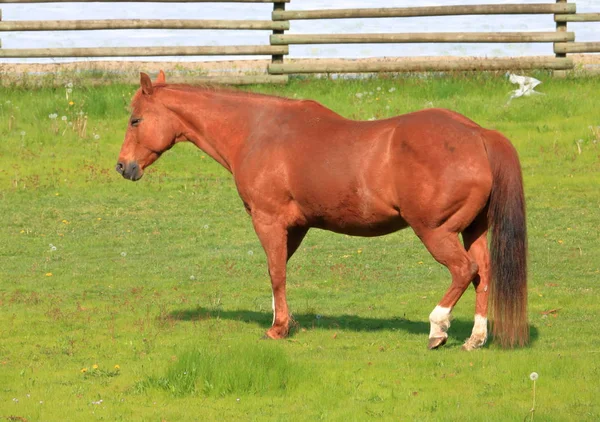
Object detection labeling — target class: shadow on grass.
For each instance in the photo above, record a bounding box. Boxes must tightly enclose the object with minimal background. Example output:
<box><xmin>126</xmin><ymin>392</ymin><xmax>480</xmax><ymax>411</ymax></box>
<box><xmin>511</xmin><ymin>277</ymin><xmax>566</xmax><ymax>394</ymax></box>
<box><xmin>169</xmin><ymin>307</ymin><xmax>538</xmax><ymax>346</ymax></box>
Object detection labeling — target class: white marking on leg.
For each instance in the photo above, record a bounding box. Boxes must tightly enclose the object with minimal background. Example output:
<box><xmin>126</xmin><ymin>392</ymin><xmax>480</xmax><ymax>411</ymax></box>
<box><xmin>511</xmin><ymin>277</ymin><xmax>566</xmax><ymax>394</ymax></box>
<box><xmin>472</xmin><ymin>314</ymin><xmax>488</xmax><ymax>339</ymax></box>
<box><xmin>463</xmin><ymin>314</ymin><xmax>488</xmax><ymax>351</ymax></box>
<box><xmin>429</xmin><ymin>306</ymin><xmax>451</xmax><ymax>339</ymax></box>
<box><xmin>272</xmin><ymin>294</ymin><xmax>275</xmax><ymax>326</ymax></box>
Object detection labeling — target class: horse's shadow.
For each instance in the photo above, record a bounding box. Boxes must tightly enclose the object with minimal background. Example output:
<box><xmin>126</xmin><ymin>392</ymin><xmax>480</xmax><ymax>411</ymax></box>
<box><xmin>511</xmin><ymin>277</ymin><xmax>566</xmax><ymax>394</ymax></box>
<box><xmin>169</xmin><ymin>307</ymin><xmax>538</xmax><ymax>346</ymax></box>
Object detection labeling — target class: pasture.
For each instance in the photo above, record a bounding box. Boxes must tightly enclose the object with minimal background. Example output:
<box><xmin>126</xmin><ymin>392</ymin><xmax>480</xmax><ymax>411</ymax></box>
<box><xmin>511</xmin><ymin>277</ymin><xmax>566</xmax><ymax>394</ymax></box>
<box><xmin>0</xmin><ymin>72</ymin><xmax>599</xmax><ymax>421</ymax></box>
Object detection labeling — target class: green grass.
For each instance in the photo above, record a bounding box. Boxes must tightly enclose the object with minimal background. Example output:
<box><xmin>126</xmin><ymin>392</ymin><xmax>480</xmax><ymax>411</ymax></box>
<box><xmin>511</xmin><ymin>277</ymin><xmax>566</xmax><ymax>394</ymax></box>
<box><xmin>0</xmin><ymin>72</ymin><xmax>599</xmax><ymax>421</ymax></box>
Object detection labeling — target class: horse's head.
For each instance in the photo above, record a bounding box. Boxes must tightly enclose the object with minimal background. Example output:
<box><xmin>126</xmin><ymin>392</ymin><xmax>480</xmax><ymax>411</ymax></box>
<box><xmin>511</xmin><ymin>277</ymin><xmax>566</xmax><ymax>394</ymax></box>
<box><xmin>116</xmin><ymin>70</ymin><xmax>182</xmax><ymax>181</ymax></box>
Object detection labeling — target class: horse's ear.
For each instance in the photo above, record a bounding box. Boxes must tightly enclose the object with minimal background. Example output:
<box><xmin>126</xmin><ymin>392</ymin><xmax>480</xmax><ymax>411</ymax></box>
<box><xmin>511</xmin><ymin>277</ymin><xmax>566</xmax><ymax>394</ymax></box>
<box><xmin>140</xmin><ymin>72</ymin><xmax>153</xmax><ymax>95</ymax></box>
<box><xmin>155</xmin><ymin>70</ymin><xmax>166</xmax><ymax>84</ymax></box>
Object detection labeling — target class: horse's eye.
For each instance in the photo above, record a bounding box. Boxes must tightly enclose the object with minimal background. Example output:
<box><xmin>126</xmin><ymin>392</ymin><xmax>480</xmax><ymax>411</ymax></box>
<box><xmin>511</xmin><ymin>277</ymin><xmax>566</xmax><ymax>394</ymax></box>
<box><xmin>131</xmin><ymin>118</ymin><xmax>142</xmax><ymax>127</ymax></box>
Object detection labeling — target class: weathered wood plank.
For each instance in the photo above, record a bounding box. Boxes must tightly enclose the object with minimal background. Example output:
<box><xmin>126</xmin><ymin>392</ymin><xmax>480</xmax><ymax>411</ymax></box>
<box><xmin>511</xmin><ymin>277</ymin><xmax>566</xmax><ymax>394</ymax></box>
<box><xmin>0</xmin><ymin>0</ymin><xmax>289</xmax><ymax>3</ymax></box>
<box><xmin>0</xmin><ymin>74</ymin><xmax>289</xmax><ymax>86</ymax></box>
<box><xmin>273</xmin><ymin>4</ymin><xmax>576</xmax><ymax>20</ymax></box>
<box><xmin>271</xmin><ymin>32</ymin><xmax>575</xmax><ymax>45</ymax></box>
<box><xmin>0</xmin><ymin>19</ymin><xmax>290</xmax><ymax>31</ymax></box>
<box><xmin>554</xmin><ymin>42</ymin><xmax>600</xmax><ymax>53</ymax></box>
<box><xmin>0</xmin><ymin>45</ymin><xmax>289</xmax><ymax>58</ymax></box>
<box><xmin>268</xmin><ymin>57</ymin><xmax>574</xmax><ymax>74</ymax></box>
<box><xmin>555</xmin><ymin>13</ymin><xmax>600</xmax><ymax>22</ymax></box>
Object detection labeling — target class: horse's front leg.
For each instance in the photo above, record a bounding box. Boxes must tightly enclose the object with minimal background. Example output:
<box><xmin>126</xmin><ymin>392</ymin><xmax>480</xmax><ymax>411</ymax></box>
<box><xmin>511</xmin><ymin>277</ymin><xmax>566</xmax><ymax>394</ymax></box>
<box><xmin>251</xmin><ymin>212</ymin><xmax>307</xmax><ymax>339</ymax></box>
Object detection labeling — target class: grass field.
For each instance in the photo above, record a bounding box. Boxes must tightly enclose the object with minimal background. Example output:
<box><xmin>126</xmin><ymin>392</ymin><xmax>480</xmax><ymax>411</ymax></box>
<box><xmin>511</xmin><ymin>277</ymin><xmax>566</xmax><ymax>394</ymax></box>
<box><xmin>1</xmin><ymin>72</ymin><xmax>599</xmax><ymax>421</ymax></box>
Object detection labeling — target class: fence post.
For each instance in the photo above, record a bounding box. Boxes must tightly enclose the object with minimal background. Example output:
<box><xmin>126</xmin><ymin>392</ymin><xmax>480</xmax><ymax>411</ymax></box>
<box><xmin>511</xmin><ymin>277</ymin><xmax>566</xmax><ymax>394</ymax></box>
<box><xmin>271</xmin><ymin>1</ymin><xmax>286</xmax><ymax>73</ymax></box>
<box><xmin>555</xmin><ymin>0</ymin><xmax>568</xmax><ymax>77</ymax></box>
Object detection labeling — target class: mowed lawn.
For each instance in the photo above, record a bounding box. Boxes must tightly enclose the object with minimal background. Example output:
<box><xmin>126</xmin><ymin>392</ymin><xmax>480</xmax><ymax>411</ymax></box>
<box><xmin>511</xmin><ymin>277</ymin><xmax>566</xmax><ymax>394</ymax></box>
<box><xmin>0</xmin><ymin>73</ymin><xmax>599</xmax><ymax>421</ymax></box>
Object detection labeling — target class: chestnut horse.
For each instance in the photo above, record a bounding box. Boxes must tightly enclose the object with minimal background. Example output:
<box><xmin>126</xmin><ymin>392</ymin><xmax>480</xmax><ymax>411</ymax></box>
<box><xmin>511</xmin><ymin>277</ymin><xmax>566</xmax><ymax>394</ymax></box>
<box><xmin>116</xmin><ymin>71</ymin><xmax>528</xmax><ymax>350</ymax></box>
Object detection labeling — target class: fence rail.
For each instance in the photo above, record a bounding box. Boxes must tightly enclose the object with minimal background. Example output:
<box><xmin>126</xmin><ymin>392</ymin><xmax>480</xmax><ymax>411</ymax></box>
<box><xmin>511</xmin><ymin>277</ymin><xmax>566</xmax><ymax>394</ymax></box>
<box><xmin>0</xmin><ymin>19</ymin><xmax>290</xmax><ymax>31</ymax></box>
<box><xmin>0</xmin><ymin>1</ymin><xmax>599</xmax><ymax>83</ymax></box>
<box><xmin>555</xmin><ymin>13</ymin><xmax>600</xmax><ymax>22</ymax></box>
<box><xmin>272</xmin><ymin>4</ymin><xmax>576</xmax><ymax>20</ymax></box>
<box><xmin>0</xmin><ymin>45</ymin><xmax>288</xmax><ymax>58</ymax></box>
<box><xmin>271</xmin><ymin>32</ymin><xmax>575</xmax><ymax>45</ymax></box>
<box><xmin>554</xmin><ymin>42</ymin><xmax>600</xmax><ymax>53</ymax></box>
<box><xmin>0</xmin><ymin>0</ymin><xmax>288</xmax><ymax>3</ymax></box>
<box><xmin>269</xmin><ymin>57</ymin><xmax>574</xmax><ymax>74</ymax></box>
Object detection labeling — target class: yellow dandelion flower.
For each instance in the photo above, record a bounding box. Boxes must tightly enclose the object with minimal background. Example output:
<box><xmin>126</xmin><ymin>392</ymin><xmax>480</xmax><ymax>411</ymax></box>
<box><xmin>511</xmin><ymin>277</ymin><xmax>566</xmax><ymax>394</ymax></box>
<box><xmin>558</xmin><ymin>240</ymin><xmax>564</xmax><ymax>244</ymax></box>
<box><xmin>62</xmin><ymin>219</ymin><xmax>69</xmax><ymax>224</ymax></box>
<box><xmin>97</xmin><ymin>217</ymin><xmax>102</xmax><ymax>221</ymax></box>
<box><xmin>20</xmin><ymin>230</ymin><xmax>25</xmax><ymax>234</ymax></box>
<box><xmin>69</xmin><ymin>101</ymin><xmax>74</xmax><ymax>106</ymax></box>
<box><xmin>418</xmin><ymin>261</ymin><xmax>424</xmax><ymax>265</ymax></box>
<box><xmin>92</xmin><ymin>364</ymin><xmax>99</xmax><ymax>370</ymax></box>
<box><xmin>81</xmin><ymin>368</ymin><xmax>87</xmax><ymax>373</ymax></box>
<box><xmin>114</xmin><ymin>364</ymin><xmax>120</xmax><ymax>370</ymax></box>
<box><xmin>45</xmin><ymin>273</ymin><xmax>53</xmax><ymax>277</ymax></box>
<box><xmin>55</xmin><ymin>193</ymin><xmax>60</xmax><ymax>196</ymax></box>
<box><xmin>357</xmin><ymin>249</ymin><xmax>363</xmax><ymax>254</ymax></box>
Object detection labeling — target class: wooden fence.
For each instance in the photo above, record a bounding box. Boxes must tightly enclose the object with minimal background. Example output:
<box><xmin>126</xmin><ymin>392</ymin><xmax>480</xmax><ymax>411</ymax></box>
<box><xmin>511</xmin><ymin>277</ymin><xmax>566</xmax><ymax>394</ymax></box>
<box><xmin>0</xmin><ymin>0</ymin><xmax>599</xmax><ymax>83</ymax></box>
<box><xmin>0</xmin><ymin>0</ymin><xmax>291</xmax><ymax>84</ymax></box>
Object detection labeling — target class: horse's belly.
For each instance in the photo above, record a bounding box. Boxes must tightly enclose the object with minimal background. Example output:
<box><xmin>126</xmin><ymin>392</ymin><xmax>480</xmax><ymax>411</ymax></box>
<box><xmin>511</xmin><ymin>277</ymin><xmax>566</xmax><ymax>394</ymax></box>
<box><xmin>309</xmin><ymin>208</ymin><xmax>409</xmax><ymax>237</ymax></box>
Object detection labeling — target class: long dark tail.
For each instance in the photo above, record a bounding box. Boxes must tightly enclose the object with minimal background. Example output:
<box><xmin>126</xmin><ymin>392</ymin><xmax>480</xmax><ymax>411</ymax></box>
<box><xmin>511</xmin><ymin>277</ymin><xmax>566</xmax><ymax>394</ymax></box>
<box><xmin>484</xmin><ymin>130</ymin><xmax>528</xmax><ymax>348</ymax></box>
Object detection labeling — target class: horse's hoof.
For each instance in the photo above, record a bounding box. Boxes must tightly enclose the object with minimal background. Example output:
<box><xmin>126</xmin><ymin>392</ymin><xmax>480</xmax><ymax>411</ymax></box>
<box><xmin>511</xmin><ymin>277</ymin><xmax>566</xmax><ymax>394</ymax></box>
<box><xmin>263</xmin><ymin>328</ymin><xmax>288</xmax><ymax>340</ymax></box>
<box><xmin>428</xmin><ymin>336</ymin><xmax>447</xmax><ymax>350</ymax></box>
<box><xmin>461</xmin><ymin>336</ymin><xmax>487</xmax><ymax>351</ymax></box>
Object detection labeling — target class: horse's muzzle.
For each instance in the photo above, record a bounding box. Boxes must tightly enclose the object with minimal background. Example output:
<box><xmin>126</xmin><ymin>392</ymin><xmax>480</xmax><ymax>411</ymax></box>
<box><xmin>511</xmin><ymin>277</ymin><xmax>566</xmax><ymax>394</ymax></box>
<box><xmin>115</xmin><ymin>161</ymin><xmax>143</xmax><ymax>181</ymax></box>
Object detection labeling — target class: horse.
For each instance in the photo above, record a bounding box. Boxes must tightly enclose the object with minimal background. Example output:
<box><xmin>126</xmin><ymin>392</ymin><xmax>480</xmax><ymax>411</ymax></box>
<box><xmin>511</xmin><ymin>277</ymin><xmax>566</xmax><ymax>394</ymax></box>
<box><xmin>116</xmin><ymin>71</ymin><xmax>528</xmax><ymax>350</ymax></box>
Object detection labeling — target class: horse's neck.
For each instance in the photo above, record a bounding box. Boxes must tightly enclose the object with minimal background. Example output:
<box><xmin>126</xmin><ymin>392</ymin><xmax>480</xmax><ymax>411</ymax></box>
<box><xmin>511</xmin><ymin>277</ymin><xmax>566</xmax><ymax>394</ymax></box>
<box><xmin>163</xmin><ymin>87</ymin><xmax>271</xmax><ymax>174</ymax></box>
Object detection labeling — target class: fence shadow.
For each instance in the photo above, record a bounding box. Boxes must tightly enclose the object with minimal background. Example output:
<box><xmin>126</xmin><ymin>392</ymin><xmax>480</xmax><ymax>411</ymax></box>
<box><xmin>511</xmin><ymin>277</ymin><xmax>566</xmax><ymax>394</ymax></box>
<box><xmin>169</xmin><ymin>307</ymin><xmax>538</xmax><ymax>346</ymax></box>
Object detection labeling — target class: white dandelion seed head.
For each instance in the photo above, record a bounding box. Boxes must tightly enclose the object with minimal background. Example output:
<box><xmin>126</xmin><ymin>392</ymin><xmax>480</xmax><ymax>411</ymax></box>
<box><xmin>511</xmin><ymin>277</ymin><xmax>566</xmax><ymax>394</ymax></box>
<box><xmin>247</xmin><ymin>250</ymin><xmax>254</xmax><ymax>256</ymax></box>
<box><xmin>530</xmin><ymin>372</ymin><xmax>539</xmax><ymax>381</ymax></box>
<box><xmin>61</xmin><ymin>116</ymin><xmax>67</xmax><ymax>121</ymax></box>
<box><xmin>355</xmin><ymin>93</ymin><xmax>363</xmax><ymax>99</ymax></box>
<box><xmin>316</xmin><ymin>314</ymin><xmax>322</xmax><ymax>320</ymax></box>
<box><xmin>120</xmin><ymin>252</ymin><xmax>127</xmax><ymax>257</ymax></box>
<box><xmin>94</xmin><ymin>134</ymin><xmax>100</xmax><ymax>140</ymax></box>
<box><xmin>20</xmin><ymin>131</ymin><xmax>26</xmax><ymax>136</ymax></box>
<box><xmin>66</xmin><ymin>88</ymin><xmax>73</xmax><ymax>94</ymax></box>
<box><xmin>389</xmin><ymin>87</ymin><xmax>396</xmax><ymax>93</ymax></box>
<box><xmin>376</xmin><ymin>87</ymin><xmax>382</xmax><ymax>91</ymax></box>
<box><xmin>68</xmin><ymin>122</ymin><xmax>73</xmax><ymax>126</ymax></box>
<box><xmin>203</xmin><ymin>224</ymin><xmax>209</xmax><ymax>229</ymax></box>
<box><xmin>190</xmin><ymin>275</ymin><xmax>196</xmax><ymax>281</ymax></box>
<box><xmin>66</xmin><ymin>82</ymin><xmax>73</xmax><ymax>88</ymax></box>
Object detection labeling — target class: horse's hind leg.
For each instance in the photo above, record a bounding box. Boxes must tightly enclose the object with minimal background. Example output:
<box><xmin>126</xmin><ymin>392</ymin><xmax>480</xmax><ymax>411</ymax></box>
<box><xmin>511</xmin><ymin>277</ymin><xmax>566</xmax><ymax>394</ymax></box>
<box><xmin>461</xmin><ymin>215</ymin><xmax>491</xmax><ymax>351</ymax></box>
<box><xmin>416</xmin><ymin>228</ymin><xmax>479</xmax><ymax>349</ymax></box>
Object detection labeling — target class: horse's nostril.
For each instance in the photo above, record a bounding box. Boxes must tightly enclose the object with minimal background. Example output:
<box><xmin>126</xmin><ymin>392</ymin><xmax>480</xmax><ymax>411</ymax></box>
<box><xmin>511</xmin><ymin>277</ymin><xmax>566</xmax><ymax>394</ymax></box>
<box><xmin>115</xmin><ymin>162</ymin><xmax>125</xmax><ymax>174</ymax></box>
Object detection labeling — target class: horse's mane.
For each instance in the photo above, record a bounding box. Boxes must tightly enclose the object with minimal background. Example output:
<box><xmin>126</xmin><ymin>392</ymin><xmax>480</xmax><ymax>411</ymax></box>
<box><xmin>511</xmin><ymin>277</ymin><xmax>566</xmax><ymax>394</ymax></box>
<box><xmin>153</xmin><ymin>82</ymin><xmax>296</xmax><ymax>103</ymax></box>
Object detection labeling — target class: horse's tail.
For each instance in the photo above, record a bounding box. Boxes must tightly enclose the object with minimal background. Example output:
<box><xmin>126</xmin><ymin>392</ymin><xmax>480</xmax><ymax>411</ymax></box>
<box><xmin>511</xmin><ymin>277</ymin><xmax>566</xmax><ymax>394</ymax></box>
<box><xmin>484</xmin><ymin>130</ymin><xmax>528</xmax><ymax>348</ymax></box>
